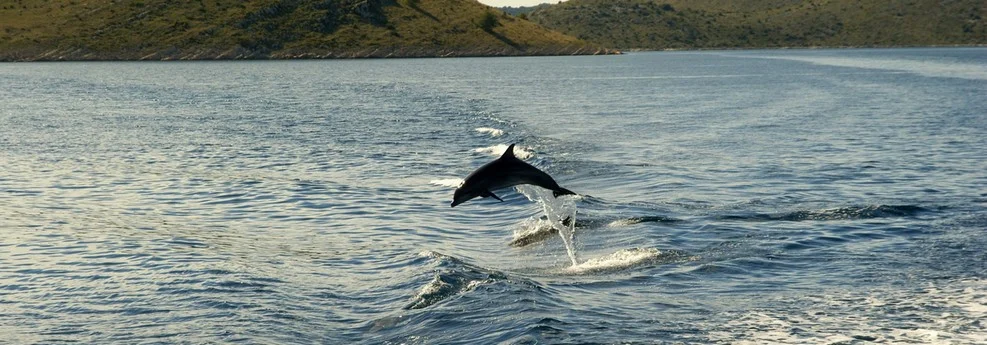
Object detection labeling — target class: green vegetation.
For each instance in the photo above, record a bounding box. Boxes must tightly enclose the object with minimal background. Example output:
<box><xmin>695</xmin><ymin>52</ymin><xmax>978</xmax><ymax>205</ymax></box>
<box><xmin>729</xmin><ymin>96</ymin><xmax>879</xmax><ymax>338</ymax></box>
<box><xmin>478</xmin><ymin>11</ymin><xmax>499</xmax><ymax>32</ymax></box>
<box><xmin>527</xmin><ymin>0</ymin><xmax>987</xmax><ymax>49</ymax></box>
<box><xmin>7</xmin><ymin>0</ymin><xmax>978</xmax><ymax>60</ymax></box>
<box><xmin>0</xmin><ymin>0</ymin><xmax>610</xmax><ymax>61</ymax></box>
<box><xmin>500</xmin><ymin>4</ymin><xmax>552</xmax><ymax>17</ymax></box>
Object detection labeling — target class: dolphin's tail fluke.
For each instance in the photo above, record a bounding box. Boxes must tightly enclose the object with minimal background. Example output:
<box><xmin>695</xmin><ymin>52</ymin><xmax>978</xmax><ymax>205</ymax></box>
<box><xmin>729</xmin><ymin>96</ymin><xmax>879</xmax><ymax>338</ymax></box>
<box><xmin>553</xmin><ymin>187</ymin><xmax>577</xmax><ymax>198</ymax></box>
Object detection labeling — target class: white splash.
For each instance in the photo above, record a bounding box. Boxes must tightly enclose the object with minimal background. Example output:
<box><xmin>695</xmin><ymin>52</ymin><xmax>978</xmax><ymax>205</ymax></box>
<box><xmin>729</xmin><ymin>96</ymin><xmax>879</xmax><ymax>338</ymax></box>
<box><xmin>512</xmin><ymin>217</ymin><xmax>555</xmax><ymax>239</ymax></box>
<box><xmin>417</xmin><ymin>275</ymin><xmax>448</xmax><ymax>296</ymax></box>
<box><xmin>474</xmin><ymin>144</ymin><xmax>535</xmax><ymax>160</ymax></box>
<box><xmin>465</xmin><ymin>279</ymin><xmax>487</xmax><ymax>291</ymax></box>
<box><xmin>607</xmin><ymin>219</ymin><xmax>639</xmax><ymax>227</ymax></box>
<box><xmin>474</xmin><ymin>127</ymin><xmax>505</xmax><ymax>137</ymax></box>
<box><xmin>561</xmin><ymin>248</ymin><xmax>661</xmax><ymax>275</ymax></box>
<box><xmin>517</xmin><ymin>185</ymin><xmax>579</xmax><ymax>265</ymax></box>
<box><xmin>509</xmin><ymin>217</ymin><xmax>561</xmax><ymax>247</ymax></box>
<box><xmin>429</xmin><ymin>178</ymin><xmax>463</xmax><ymax>188</ymax></box>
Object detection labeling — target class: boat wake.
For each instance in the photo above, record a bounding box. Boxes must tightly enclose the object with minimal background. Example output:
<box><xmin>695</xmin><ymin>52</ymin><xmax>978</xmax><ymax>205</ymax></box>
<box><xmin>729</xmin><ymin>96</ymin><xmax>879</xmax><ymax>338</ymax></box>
<box><xmin>740</xmin><ymin>54</ymin><xmax>987</xmax><ymax>81</ymax></box>
<box><xmin>707</xmin><ymin>278</ymin><xmax>987</xmax><ymax>344</ymax></box>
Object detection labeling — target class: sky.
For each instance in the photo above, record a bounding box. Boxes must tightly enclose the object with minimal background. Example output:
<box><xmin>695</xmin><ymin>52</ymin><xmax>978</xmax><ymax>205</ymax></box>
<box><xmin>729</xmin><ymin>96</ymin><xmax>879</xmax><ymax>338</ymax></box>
<box><xmin>477</xmin><ymin>0</ymin><xmax>568</xmax><ymax>7</ymax></box>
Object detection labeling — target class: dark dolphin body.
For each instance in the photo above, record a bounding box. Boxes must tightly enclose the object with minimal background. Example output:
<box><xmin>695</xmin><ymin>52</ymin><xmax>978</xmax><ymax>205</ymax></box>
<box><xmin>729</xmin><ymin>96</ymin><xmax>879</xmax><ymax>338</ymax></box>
<box><xmin>451</xmin><ymin>144</ymin><xmax>576</xmax><ymax>207</ymax></box>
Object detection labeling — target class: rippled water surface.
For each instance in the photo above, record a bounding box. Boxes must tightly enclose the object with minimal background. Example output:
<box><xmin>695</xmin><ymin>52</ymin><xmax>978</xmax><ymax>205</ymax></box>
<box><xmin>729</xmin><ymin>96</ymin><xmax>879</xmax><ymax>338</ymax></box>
<box><xmin>2</xmin><ymin>48</ymin><xmax>986</xmax><ymax>344</ymax></box>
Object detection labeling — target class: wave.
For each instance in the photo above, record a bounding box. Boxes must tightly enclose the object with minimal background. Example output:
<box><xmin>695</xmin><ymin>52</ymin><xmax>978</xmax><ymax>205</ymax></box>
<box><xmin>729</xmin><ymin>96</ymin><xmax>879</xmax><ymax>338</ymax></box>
<box><xmin>719</xmin><ymin>205</ymin><xmax>932</xmax><ymax>222</ymax></box>
<box><xmin>405</xmin><ymin>251</ymin><xmax>518</xmax><ymax>310</ymax></box>
<box><xmin>406</xmin><ymin>273</ymin><xmax>490</xmax><ymax>310</ymax></box>
<box><xmin>474</xmin><ymin>127</ymin><xmax>505</xmax><ymax>137</ymax></box>
<box><xmin>707</xmin><ymin>278</ymin><xmax>987</xmax><ymax>344</ymax></box>
<box><xmin>474</xmin><ymin>144</ymin><xmax>534</xmax><ymax>160</ymax></box>
<box><xmin>405</xmin><ymin>251</ymin><xmax>494</xmax><ymax>310</ymax></box>
<box><xmin>429</xmin><ymin>178</ymin><xmax>463</xmax><ymax>188</ymax></box>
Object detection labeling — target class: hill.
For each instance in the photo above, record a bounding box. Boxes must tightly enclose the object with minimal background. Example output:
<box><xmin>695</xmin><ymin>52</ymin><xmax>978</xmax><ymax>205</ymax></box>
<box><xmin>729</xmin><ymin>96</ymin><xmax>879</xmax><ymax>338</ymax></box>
<box><xmin>527</xmin><ymin>0</ymin><xmax>987</xmax><ymax>49</ymax></box>
<box><xmin>500</xmin><ymin>4</ymin><xmax>551</xmax><ymax>16</ymax></box>
<box><xmin>0</xmin><ymin>0</ymin><xmax>614</xmax><ymax>61</ymax></box>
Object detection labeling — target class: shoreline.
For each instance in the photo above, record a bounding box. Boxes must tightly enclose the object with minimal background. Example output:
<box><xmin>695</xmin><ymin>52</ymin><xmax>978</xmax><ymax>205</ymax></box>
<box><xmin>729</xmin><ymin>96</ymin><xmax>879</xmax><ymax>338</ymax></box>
<box><xmin>621</xmin><ymin>43</ymin><xmax>987</xmax><ymax>53</ymax></box>
<box><xmin>2</xmin><ymin>44</ymin><xmax>984</xmax><ymax>62</ymax></box>
<box><xmin>0</xmin><ymin>45</ymin><xmax>622</xmax><ymax>62</ymax></box>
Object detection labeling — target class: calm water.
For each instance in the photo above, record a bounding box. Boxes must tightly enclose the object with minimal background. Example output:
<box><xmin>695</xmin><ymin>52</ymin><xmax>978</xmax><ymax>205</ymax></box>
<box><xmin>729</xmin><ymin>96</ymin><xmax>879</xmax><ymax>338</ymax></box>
<box><xmin>2</xmin><ymin>48</ymin><xmax>986</xmax><ymax>344</ymax></box>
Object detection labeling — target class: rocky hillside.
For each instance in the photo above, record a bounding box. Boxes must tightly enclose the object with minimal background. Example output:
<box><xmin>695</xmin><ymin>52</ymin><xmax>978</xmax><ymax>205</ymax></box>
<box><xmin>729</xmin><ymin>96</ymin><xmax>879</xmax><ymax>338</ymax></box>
<box><xmin>527</xmin><ymin>0</ymin><xmax>986</xmax><ymax>49</ymax></box>
<box><xmin>0</xmin><ymin>0</ymin><xmax>614</xmax><ymax>61</ymax></box>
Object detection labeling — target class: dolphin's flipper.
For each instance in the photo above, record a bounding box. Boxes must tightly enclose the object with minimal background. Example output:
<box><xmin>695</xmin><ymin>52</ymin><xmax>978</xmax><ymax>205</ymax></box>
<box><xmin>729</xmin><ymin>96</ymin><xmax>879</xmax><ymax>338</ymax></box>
<box><xmin>553</xmin><ymin>187</ymin><xmax>577</xmax><ymax>198</ymax></box>
<box><xmin>482</xmin><ymin>190</ymin><xmax>504</xmax><ymax>202</ymax></box>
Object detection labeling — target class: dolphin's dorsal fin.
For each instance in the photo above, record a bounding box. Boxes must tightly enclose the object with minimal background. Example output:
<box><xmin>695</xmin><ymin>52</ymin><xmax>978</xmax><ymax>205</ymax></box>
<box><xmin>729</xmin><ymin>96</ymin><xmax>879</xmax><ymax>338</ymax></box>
<box><xmin>501</xmin><ymin>144</ymin><xmax>517</xmax><ymax>160</ymax></box>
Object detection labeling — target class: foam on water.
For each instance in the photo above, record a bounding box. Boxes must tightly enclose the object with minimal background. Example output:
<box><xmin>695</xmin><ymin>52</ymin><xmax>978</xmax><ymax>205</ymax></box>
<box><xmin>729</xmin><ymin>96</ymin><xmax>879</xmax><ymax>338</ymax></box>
<box><xmin>561</xmin><ymin>248</ymin><xmax>661</xmax><ymax>275</ymax></box>
<box><xmin>607</xmin><ymin>218</ymin><xmax>640</xmax><ymax>227</ymax></box>
<box><xmin>473</xmin><ymin>144</ymin><xmax>534</xmax><ymax>160</ymax></box>
<box><xmin>474</xmin><ymin>127</ymin><xmax>505</xmax><ymax>137</ymax></box>
<box><xmin>707</xmin><ymin>279</ymin><xmax>987</xmax><ymax>344</ymax></box>
<box><xmin>429</xmin><ymin>178</ymin><xmax>463</xmax><ymax>188</ymax></box>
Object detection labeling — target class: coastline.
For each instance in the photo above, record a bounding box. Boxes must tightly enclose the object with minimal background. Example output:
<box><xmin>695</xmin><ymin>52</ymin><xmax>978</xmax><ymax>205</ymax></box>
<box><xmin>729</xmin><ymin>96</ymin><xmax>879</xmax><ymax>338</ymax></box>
<box><xmin>4</xmin><ymin>43</ymin><xmax>983</xmax><ymax>62</ymax></box>
<box><xmin>620</xmin><ymin>43</ymin><xmax>987</xmax><ymax>53</ymax></box>
<box><xmin>0</xmin><ymin>45</ymin><xmax>621</xmax><ymax>62</ymax></box>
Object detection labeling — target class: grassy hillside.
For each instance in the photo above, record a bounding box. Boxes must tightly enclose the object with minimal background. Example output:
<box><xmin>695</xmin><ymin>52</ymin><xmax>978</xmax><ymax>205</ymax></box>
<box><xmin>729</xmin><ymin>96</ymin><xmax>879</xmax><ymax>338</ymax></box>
<box><xmin>500</xmin><ymin>4</ymin><xmax>552</xmax><ymax>16</ymax></box>
<box><xmin>527</xmin><ymin>0</ymin><xmax>987</xmax><ymax>49</ymax></box>
<box><xmin>0</xmin><ymin>0</ymin><xmax>612</xmax><ymax>61</ymax></box>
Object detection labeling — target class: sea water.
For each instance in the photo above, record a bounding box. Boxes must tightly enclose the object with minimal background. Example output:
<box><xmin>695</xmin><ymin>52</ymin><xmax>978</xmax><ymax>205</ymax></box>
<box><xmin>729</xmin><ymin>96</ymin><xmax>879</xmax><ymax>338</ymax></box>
<box><xmin>1</xmin><ymin>48</ymin><xmax>986</xmax><ymax>344</ymax></box>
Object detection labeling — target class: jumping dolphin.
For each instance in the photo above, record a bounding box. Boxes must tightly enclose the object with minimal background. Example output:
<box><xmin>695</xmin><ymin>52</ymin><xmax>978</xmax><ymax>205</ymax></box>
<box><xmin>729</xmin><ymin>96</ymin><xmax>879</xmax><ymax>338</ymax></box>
<box><xmin>451</xmin><ymin>144</ymin><xmax>576</xmax><ymax>207</ymax></box>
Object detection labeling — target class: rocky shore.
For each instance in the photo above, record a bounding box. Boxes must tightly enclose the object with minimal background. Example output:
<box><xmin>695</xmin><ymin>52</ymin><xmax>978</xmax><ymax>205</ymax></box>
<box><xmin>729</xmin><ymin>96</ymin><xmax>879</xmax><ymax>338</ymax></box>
<box><xmin>0</xmin><ymin>45</ymin><xmax>620</xmax><ymax>62</ymax></box>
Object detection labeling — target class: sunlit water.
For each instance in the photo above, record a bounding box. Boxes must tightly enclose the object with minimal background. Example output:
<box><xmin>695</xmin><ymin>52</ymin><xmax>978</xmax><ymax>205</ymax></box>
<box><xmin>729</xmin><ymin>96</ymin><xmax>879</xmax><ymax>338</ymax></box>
<box><xmin>1</xmin><ymin>48</ymin><xmax>986</xmax><ymax>344</ymax></box>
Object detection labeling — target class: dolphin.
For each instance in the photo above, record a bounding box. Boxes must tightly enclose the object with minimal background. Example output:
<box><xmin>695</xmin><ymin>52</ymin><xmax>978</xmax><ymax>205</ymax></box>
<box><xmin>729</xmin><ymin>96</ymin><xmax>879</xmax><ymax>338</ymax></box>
<box><xmin>451</xmin><ymin>144</ymin><xmax>576</xmax><ymax>207</ymax></box>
